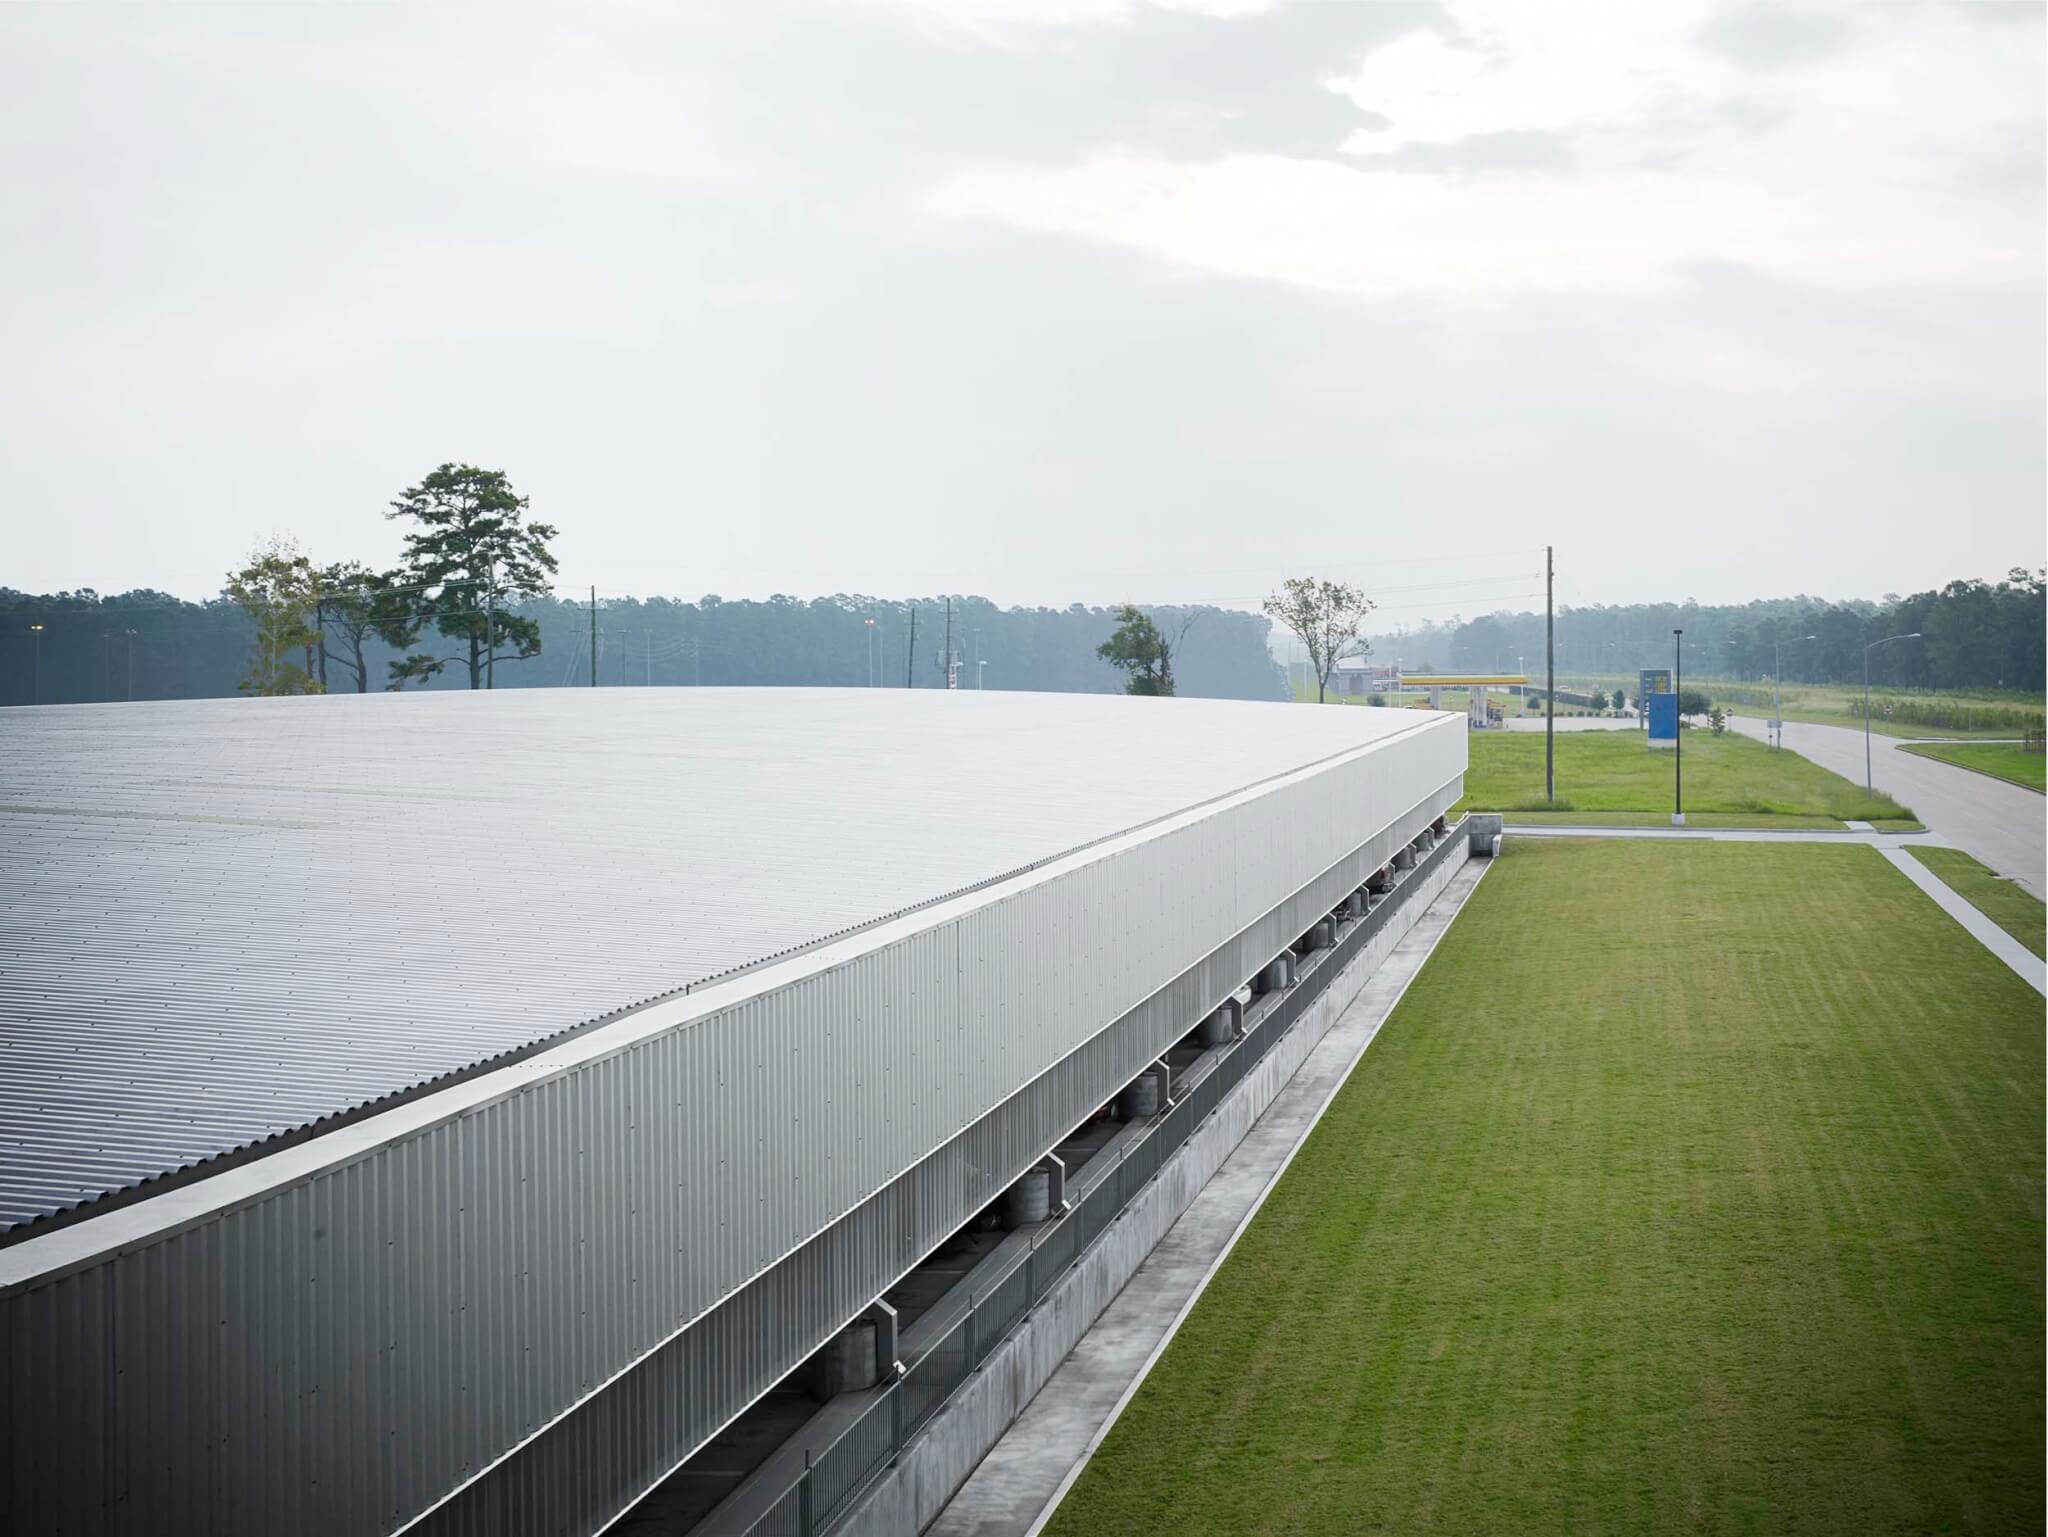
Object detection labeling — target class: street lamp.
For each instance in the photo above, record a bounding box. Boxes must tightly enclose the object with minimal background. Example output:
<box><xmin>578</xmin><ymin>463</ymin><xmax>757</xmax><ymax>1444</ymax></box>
<box><xmin>124</xmin><ymin>629</ymin><xmax>139</xmax><ymax>702</ymax></box>
<box><xmin>1771</xmin><ymin>633</ymin><xmax>1816</xmax><ymax>750</ymax></box>
<box><xmin>1862</xmin><ymin>632</ymin><xmax>1921</xmax><ymax>790</ymax></box>
<box><xmin>864</xmin><ymin>617</ymin><xmax>876</xmax><ymax>688</ymax></box>
<box><xmin>29</xmin><ymin>622</ymin><xmax>43</xmax><ymax>705</ymax></box>
<box><xmin>1672</xmin><ymin>627</ymin><xmax>1684</xmax><ymax>826</ymax></box>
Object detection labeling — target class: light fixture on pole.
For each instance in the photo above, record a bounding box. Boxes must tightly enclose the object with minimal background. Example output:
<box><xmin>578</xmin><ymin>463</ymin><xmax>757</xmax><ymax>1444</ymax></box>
<box><xmin>29</xmin><ymin>622</ymin><xmax>44</xmax><ymax>705</ymax></box>
<box><xmin>1771</xmin><ymin>633</ymin><xmax>1816</xmax><ymax>750</ymax></box>
<box><xmin>1862</xmin><ymin>633</ymin><xmax>1921</xmax><ymax>790</ymax></box>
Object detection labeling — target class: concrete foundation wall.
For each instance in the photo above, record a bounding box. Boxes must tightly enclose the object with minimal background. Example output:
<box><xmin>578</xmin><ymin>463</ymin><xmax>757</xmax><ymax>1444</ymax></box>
<box><xmin>833</xmin><ymin>835</ymin><xmax>1471</xmax><ymax>1537</ymax></box>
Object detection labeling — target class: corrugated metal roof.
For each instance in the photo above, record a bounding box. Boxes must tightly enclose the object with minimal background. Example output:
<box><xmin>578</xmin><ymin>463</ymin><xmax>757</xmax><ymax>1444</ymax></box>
<box><xmin>0</xmin><ymin>687</ymin><xmax>1436</xmax><ymax>1233</ymax></box>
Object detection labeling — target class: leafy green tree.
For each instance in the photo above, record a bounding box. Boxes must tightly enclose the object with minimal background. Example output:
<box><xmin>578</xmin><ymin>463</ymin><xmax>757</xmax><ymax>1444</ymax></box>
<box><xmin>385</xmin><ymin>465</ymin><xmax>559</xmax><ymax>688</ymax></box>
<box><xmin>1589</xmin><ymin>689</ymin><xmax>1609</xmax><ymax>711</ymax></box>
<box><xmin>1709</xmin><ymin>705</ymin><xmax>1728</xmax><ymax>734</ymax></box>
<box><xmin>1263</xmin><ymin>577</ymin><xmax>1375</xmax><ymax>704</ymax></box>
<box><xmin>1678</xmin><ymin>688</ymin><xmax>1711</xmax><ymax>720</ymax></box>
<box><xmin>226</xmin><ymin>537</ymin><xmax>323</xmax><ymax>696</ymax></box>
<box><xmin>316</xmin><ymin>562</ymin><xmax>419</xmax><ymax>693</ymax></box>
<box><xmin>1097</xmin><ymin>605</ymin><xmax>1181</xmax><ymax>696</ymax></box>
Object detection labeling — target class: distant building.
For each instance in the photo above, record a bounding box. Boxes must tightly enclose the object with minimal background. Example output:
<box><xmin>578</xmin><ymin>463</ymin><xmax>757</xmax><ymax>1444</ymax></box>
<box><xmin>1331</xmin><ymin>656</ymin><xmax>1402</xmax><ymax>698</ymax></box>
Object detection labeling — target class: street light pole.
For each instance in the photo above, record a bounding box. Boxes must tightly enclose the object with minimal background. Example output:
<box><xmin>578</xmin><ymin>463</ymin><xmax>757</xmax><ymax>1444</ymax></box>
<box><xmin>29</xmin><ymin>623</ymin><xmax>45</xmax><ymax>704</ymax></box>
<box><xmin>1772</xmin><ymin>633</ymin><xmax>1816</xmax><ymax>750</ymax></box>
<box><xmin>865</xmin><ymin>617</ymin><xmax>876</xmax><ymax>688</ymax></box>
<box><xmin>1862</xmin><ymin>632</ymin><xmax>1921</xmax><ymax>791</ymax></box>
<box><xmin>1672</xmin><ymin>627</ymin><xmax>1684</xmax><ymax>826</ymax></box>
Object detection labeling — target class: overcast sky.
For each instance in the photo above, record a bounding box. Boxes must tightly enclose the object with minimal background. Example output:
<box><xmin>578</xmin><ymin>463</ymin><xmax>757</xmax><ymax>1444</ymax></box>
<box><xmin>3</xmin><ymin>1</ymin><xmax>2041</xmax><ymax>623</ymax></box>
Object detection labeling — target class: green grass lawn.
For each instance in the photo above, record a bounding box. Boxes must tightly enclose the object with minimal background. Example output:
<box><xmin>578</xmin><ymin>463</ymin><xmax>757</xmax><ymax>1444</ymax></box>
<box><xmin>1715</xmin><ymin>684</ymin><xmax>2043</xmax><ymax>742</ymax></box>
<box><xmin>1907</xmin><ymin>845</ymin><xmax>2047</xmax><ymax>959</ymax></box>
<box><xmin>1502</xmin><ymin>809</ymin><xmax>1848</xmax><ymax>830</ymax></box>
<box><xmin>1900</xmin><ymin>741</ymin><xmax>2047</xmax><ymax>793</ymax></box>
<box><xmin>1457</xmin><ymin>727</ymin><xmax>1913</xmax><ymax>823</ymax></box>
<box><xmin>1548</xmin><ymin>674</ymin><xmax>2038</xmax><ymax>741</ymax></box>
<box><xmin>1045</xmin><ymin>841</ymin><xmax>2043</xmax><ymax>1537</ymax></box>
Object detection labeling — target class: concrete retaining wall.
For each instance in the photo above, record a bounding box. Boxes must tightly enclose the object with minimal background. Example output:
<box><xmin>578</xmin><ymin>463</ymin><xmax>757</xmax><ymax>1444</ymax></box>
<box><xmin>834</xmin><ymin>834</ymin><xmax>1471</xmax><ymax>1537</ymax></box>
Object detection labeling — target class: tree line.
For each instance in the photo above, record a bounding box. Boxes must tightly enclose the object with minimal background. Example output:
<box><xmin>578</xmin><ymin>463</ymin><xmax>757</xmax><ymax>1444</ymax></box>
<box><xmin>1</xmin><ymin>460</ymin><xmax>1292</xmax><ymax>706</ymax></box>
<box><xmin>1379</xmin><ymin>570</ymin><xmax>2045</xmax><ymax>696</ymax></box>
<box><xmin>0</xmin><ymin>587</ymin><xmax>1293</xmax><ymax>706</ymax></box>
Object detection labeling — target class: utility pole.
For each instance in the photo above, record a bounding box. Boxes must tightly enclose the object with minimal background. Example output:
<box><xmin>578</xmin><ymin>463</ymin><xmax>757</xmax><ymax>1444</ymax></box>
<box><xmin>313</xmin><ymin>596</ymin><xmax>327</xmax><ymax>692</ymax></box>
<box><xmin>1673</xmin><ymin>627</ymin><xmax>1684</xmax><ymax>826</ymax></box>
<box><xmin>865</xmin><ymin>616</ymin><xmax>876</xmax><ymax>687</ymax></box>
<box><xmin>102</xmin><ymin>631</ymin><xmax>112</xmax><ymax>702</ymax></box>
<box><xmin>905</xmin><ymin>605</ymin><xmax>917</xmax><ymax>687</ymax></box>
<box><xmin>485</xmin><ymin>560</ymin><xmax>496</xmax><ymax>690</ymax></box>
<box><xmin>1545</xmin><ymin>545</ymin><xmax>1555</xmax><ymax>803</ymax></box>
<box><xmin>943</xmin><ymin>598</ymin><xmax>958</xmax><ymax>690</ymax></box>
<box><xmin>29</xmin><ymin>623</ymin><xmax>43</xmax><ymax>705</ymax></box>
<box><xmin>589</xmin><ymin>587</ymin><xmax>597</xmax><ymax>688</ymax></box>
<box><xmin>124</xmin><ymin>629</ymin><xmax>137</xmax><ymax>701</ymax></box>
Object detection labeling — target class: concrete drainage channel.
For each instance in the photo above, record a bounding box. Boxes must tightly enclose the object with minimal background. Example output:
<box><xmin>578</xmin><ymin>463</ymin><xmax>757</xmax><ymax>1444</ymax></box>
<box><xmin>693</xmin><ymin>819</ymin><xmax>1476</xmax><ymax>1537</ymax></box>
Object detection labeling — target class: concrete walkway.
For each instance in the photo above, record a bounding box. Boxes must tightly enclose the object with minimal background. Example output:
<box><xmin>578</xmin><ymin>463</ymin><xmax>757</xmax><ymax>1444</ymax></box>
<box><xmin>926</xmin><ymin>858</ymin><xmax>1493</xmax><ymax>1537</ymax></box>
<box><xmin>1726</xmin><ymin>714</ymin><xmax>2044</xmax><ymax>899</ymax></box>
<box><xmin>1878</xmin><ymin>846</ymin><xmax>2047</xmax><ymax>996</ymax></box>
<box><xmin>1502</xmin><ymin>715</ymin><xmax>1637</xmax><ymax>732</ymax></box>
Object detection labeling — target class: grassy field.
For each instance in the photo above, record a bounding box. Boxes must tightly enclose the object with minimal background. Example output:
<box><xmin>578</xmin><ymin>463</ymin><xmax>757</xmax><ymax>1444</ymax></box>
<box><xmin>1501</xmin><ymin>809</ymin><xmax>1846</xmax><ymax>830</ymax></box>
<box><xmin>1556</xmin><ymin>675</ymin><xmax>2042</xmax><ymax>741</ymax></box>
<box><xmin>1717</xmin><ymin>684</ymin><xmax>2042</xmax><ymax>742</ymax></box>
<box><xmin>1908</xmin><ymin>845</ymin><xmax>2047</xmax><ymax>959</ymax></box>
<box><xmin>1457</xmin><ymin>727</ymin><xmax>1912</xmax><ymax>824</ymax></box>
<box><xmin>1900</xmin><ymin>741</ymin><xmax>2047</xmax><ymax>793</ymax></box>
<box><xmin>1045</xmin><ymin>841</ymin><xmax>2044</xmax><ymax>1537</ymax></box>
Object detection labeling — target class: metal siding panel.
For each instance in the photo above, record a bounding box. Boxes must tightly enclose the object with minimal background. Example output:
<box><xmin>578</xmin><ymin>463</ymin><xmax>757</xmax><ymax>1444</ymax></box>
<box><xmin>4</xmin><ymin>710</ymin><xmax>1466</xmax><ymax>1537</ymax></box>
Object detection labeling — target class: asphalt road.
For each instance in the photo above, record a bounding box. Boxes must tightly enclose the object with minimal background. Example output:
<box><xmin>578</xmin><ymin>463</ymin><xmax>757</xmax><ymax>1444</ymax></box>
<box><xmin>1728</xmin><ymin>715</ymin><xmax>2046</xmax><ymax>899</ymax></box>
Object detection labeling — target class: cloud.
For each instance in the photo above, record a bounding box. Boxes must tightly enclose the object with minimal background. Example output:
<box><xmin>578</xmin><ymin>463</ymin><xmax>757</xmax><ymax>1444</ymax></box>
<box><xmin>1696</xmin><ymin>6</ymin><xmax>1855</xmax><ymax>70</ymax></box>
<box><xmin>927</xmin><ymin>1</ymin><xmax>2042</xmax><ymax>298</ymax></box>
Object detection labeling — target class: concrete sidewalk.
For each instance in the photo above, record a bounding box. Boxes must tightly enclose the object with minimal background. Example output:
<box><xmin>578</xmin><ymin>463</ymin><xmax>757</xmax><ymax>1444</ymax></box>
<box><xmin>1879</xmin><ymin>846</ymin><xmax>2046</xmax><ymax>996</ymax></box>
<box><xmin>926</xmin><ymin>858</ymin><xmax>1493</xmax><ymax>1537</ymax></box>
<box><xmin>1726</xmin><ymin>714</ymin><xmax>2044</xmax><ymax>899</ymax></box>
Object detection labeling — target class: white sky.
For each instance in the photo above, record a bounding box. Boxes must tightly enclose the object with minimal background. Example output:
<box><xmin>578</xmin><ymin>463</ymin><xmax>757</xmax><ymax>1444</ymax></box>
<box><xmin>2</xmin><ymin>0</ymin><xmax>2041</xmax><ymax>622</ymax></box>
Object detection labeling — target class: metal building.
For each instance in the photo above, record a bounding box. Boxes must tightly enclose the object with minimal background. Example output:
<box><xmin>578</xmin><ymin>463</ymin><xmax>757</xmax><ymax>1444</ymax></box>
<box><xmin>0</xmin><ymin>688</ymin><xmax>1466</xmax><ymax>1536</ymax></box>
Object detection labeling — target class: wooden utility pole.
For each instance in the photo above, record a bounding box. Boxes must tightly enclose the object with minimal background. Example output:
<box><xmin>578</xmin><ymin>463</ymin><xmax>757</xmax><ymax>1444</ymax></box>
<box><xmin>1545</xmin><ymin>545</ymin><xmax>1555</xmax><ymax>803</ymax></box>
<box><xmin>485</xmin><ymin>560</ymin><xmax>496</xmax><ymax>690</ymax></box>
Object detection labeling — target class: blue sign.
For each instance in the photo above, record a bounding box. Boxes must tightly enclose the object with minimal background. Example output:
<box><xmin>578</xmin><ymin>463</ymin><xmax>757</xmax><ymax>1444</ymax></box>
<box><xmin>1647</xmin><ymin>692</ymin><xmax>1678</xmax><ymax>747</ymax></box>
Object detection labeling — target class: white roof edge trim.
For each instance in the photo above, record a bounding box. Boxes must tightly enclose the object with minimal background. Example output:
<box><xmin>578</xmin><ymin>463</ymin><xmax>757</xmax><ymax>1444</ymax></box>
<box><xmin>2</xmin><ymin>712</ymin><xmax>1458</xmax><ymax>1291</ymax></box>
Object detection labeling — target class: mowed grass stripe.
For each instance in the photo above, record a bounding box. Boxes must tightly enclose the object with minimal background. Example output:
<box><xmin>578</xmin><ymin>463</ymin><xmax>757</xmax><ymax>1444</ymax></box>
<box><xmin>1900</xmin><ymin>741</ymin><xmax>2048</xmax><ymax>794</ymax></box>
<box><xmin>1044</xmin><ymin>841</ymin><xmax>2042</xmax><ymax>1537</ymax></box>
<box><xmin>1455</xmin><ymin>729</ymin><xmax>1912</xmax><ymax>824</ymax></box>
<box><xmin>1906</xmin><ymin>845</ymin><xmax>2047</xmax><ymax>961</ymax></box>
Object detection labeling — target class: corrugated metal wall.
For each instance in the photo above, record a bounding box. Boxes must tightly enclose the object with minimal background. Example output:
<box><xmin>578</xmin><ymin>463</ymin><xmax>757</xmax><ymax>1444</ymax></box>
<box><xmin>2</xmin><ymin>716</ymin><xmax>1463</xmax><ymax>1537</ymax></box>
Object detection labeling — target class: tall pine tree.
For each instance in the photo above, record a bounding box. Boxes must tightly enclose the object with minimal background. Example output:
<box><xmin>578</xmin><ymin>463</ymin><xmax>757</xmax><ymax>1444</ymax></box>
<box><xmin>385</xmin><ymin>465</ymin><xmax>559</xmax><ymax>688</ymax></box>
